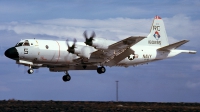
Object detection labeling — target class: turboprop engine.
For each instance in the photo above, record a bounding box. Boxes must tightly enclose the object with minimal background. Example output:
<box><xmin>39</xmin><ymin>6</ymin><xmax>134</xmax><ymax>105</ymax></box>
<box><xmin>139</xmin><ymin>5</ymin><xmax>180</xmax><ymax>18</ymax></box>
<box><xmin>74</xmin><ymin>45</ymin><xmax>96</xmax><ymax>59</ymax></box>
<box><xmin>83</xmin><ymin>31</ymin><xmax>113</xmax><ymax>50</ymax></box>
<box><xmin>66</xmin><ymin>39</ymin><xmax>96</xmax><ymax>59</ymax></box>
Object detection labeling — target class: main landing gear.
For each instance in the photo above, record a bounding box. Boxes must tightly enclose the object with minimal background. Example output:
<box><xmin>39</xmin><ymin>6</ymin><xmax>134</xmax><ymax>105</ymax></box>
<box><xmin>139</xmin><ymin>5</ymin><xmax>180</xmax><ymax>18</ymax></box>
<box><xmin>62</xmin><ymin>66</ymin><xmax>106</xmax><ymax>82</ymax></box>
<box><xmin>62</xmin><ymin>71</ymin><xmax>71</xmax><ymax>82</ymax></box>
<box><xmin>97</xmin><ymin>66</ymin><xmax>106</xmax><ymax>74</ymax></box>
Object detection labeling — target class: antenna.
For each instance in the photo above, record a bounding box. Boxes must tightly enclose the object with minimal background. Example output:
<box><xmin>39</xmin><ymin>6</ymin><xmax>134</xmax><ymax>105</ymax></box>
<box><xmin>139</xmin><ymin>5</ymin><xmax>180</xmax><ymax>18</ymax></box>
<box><xmin>116</xmin><ymin>81</ymin><xmax>119</xmax><ymax>102</ymax></box>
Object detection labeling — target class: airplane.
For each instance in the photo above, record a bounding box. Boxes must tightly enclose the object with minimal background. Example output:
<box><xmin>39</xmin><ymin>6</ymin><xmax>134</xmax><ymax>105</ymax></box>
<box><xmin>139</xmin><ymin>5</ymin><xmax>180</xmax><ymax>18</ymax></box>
<box><xmin>4</xmin><ymin>15</ymin><xmax>196</xmax><ymax>82</ymax></box>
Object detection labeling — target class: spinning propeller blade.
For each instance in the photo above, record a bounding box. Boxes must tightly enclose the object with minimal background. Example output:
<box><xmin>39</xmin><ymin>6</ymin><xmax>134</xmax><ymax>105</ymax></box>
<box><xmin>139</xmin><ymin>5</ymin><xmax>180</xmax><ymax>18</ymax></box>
<box><xmin>66</xmin><ymin>38</ymin><xmax>77</xmax><ymax>54</ymax></box>
<box><xmin>83</xmin><ymin>31</ymin><xmax>95</xmax><ymax>46</ymax></box>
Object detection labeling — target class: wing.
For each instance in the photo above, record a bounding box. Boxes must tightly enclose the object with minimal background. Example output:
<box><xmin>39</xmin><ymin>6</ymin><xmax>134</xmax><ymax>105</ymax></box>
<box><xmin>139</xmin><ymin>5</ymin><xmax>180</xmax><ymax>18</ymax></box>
<box><xmin>108</xmin><ymin>36</ymin><xmax>146</xmax><ymax>49</ymax></box>
<box><xmin>90</xmin><ymin>36</ymin><xmax>146</xmax><ymax>66</ymax></box>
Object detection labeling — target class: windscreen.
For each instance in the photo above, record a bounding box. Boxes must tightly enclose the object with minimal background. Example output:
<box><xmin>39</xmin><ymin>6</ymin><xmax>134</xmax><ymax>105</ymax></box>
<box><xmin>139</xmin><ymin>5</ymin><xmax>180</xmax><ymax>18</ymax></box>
<box><xmin>15</xmin><ymin>40</ymin><xmax>30</xmax><ymax>47</ymax></box>
<box><xmin>15</xmin><ymin>42</ymin><xmax>24</xmax><ymax>47</ymax></box>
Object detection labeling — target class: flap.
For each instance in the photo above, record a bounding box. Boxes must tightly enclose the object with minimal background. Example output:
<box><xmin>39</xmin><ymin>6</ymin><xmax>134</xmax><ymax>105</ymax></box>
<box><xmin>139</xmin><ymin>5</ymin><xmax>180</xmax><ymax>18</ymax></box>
<box><xmin>108</xmin><ymin>36</ymin><xmax>146</xmax><ymax>49</ymax></box>
<box><xmin>105</xmin><ymin>48</ymin><xmax>134</xmax><ymax>66</ymax></box>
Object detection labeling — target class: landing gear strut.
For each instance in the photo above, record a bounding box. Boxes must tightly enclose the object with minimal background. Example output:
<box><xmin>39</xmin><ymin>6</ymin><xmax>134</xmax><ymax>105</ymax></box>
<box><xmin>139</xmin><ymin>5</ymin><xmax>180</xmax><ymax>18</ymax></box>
<box><xmin>97</xmin><ymin>66</ymin><xmax>106</xmax><ymax>74</ymax></box>
<box><xmin>62</xmin><ymin>71</ymin><xmax>71</xmax><ymax>82</ymax></box>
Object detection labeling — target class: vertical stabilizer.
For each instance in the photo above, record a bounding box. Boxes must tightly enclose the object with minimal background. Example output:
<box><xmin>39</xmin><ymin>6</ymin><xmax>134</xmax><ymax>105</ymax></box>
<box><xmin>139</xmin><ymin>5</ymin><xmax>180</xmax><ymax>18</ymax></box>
<box><xmin>137</xmin><ymin>16</ymin><xmax>169</xmax><ymax>47</ymax></box>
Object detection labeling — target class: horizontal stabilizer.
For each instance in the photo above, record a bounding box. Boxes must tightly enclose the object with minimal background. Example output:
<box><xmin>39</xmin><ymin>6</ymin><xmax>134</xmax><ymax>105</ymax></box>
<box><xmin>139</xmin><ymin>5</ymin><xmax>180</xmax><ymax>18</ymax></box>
<box><xmin>157</xmin><ymin>40</ymin><xmax>189</xmax><ymax>51</ymax></box>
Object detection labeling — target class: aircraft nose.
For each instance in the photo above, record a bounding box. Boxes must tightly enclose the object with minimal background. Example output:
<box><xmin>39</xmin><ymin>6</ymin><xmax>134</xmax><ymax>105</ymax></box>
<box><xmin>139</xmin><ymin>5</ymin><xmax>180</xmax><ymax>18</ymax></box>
<box><xmin>4</xmin><ymin>47</ymin><xmax>19</xmax><ymax>60</ymax></box>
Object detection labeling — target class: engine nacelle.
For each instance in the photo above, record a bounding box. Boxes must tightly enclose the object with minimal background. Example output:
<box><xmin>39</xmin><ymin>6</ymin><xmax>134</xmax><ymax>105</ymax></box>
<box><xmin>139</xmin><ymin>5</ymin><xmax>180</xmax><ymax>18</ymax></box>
<box><xmin>92</xmin><ymin>37</ymin><xmax>113</xmax><ymax>50</ymax></box>
<box><xmin>74</xmin><ymin>45</ymin><xmax>96</xmax><ymax>59</ymax></box>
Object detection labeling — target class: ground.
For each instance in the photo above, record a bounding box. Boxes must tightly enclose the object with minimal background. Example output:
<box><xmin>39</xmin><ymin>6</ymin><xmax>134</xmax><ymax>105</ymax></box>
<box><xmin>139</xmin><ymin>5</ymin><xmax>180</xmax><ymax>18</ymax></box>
<box><xmin>0</xmin><ymin>100</ymin><xmax>200</xmax><ymax>112</ymax></box>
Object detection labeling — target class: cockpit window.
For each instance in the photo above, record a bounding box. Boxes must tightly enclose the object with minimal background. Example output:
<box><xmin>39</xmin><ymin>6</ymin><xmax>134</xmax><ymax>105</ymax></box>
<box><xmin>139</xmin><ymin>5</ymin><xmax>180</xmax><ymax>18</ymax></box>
<box><xmin>15</xmin><ymin>42</ymin><xmax>24</xmax><ymax>47</ymax></box>
<box><xmin>23</xmin><ymin>40</ymin><xmax>30</xmax><ymax>46</ymax></box>
<box><xmin>15</xmin><ymin>40</ymin><xmax>30</xmax><ymax>47</ymax></box>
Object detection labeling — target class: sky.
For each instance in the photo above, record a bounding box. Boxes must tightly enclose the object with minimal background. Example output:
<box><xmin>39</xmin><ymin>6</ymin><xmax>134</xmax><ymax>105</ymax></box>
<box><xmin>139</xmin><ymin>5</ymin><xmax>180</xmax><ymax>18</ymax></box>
<box><xmin>0</xmin><ymin>0</ymin><xmax>200</xmax><ymax>102</ymax></box>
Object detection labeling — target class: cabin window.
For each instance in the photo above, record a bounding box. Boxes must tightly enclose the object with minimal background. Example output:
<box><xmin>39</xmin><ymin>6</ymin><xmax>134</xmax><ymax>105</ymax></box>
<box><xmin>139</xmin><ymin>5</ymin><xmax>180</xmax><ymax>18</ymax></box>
<box><xmin>45</xmin><ymin>45</ymin><xmax>49</xmax><ymax>49</ymax></box>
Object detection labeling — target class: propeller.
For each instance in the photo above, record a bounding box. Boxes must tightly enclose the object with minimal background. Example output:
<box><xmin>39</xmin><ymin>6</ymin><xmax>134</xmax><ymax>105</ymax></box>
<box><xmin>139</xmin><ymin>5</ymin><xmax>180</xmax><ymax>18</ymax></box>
<box><xmin>66</xmin><ymin>38</ymin><xmax>77</xmax><ymax>54</ymax></box>
<box><xmin>83</xmin><ymin>31</ymin><xmax>96</xmax><ymax>46</ymax></box>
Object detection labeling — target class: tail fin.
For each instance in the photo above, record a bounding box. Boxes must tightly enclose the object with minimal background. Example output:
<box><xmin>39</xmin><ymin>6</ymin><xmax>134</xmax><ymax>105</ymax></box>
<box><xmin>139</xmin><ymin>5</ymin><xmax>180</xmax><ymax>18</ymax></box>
<box><xmin>148</xmin><ymin>16</ymin><xmax>169</xmax><ymax>46</ymax></box>
<box><xmin>137</xmin><ymin>16</ymin><xmax>169</xmax><ymax>47</ymax></box>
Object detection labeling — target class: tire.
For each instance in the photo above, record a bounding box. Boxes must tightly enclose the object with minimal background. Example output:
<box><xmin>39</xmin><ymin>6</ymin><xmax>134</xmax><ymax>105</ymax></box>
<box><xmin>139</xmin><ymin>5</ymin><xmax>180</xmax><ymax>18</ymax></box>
<box><xmin>27</xmin><ymin>69</ymin><xmax>34</xmax><ymax>74</ymax></box>
<box><xmin>97</xmin><ymin>67</ymin><xmax>102</xmax><ymax>74</ymax></box>
<box><xmin>97</xmin><ymin>66</ymin><xmax>106</xmax><ymax>74</ymax></box>
<box><xmin>62</xmin><ymin>75</ymin><xmax>71</xmax><ymax>82</ymax></box>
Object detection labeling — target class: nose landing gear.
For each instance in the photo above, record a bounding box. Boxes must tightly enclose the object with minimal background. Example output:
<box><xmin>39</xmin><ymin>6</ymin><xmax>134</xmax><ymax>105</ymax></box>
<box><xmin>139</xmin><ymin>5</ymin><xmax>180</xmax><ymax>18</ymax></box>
<box><xmin>27</xmin><ymin>68</ymin><xmax>34</xmax><ymax>74</ymax></box>
<box><xmin>27</xmin><ymin>65</ymin><xmax>34</xmax><ymax>74</ymax></box>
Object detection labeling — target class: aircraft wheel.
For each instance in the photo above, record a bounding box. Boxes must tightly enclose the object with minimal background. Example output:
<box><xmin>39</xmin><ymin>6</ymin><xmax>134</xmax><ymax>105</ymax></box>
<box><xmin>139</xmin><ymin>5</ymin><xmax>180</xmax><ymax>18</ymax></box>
<box><xmin>97</xmin><ymin>66</ymin><xmax>106</xmax><ymax>74</ymax></box>
<box><xmin>27</xmin><ymin>69</ymin><xmax>34</xmax><ymax>74</ymax></box>
<box><xmin>62</xmin><ymin>75</ymin><xmax>71</xmax><ymax>82</ymax></box>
